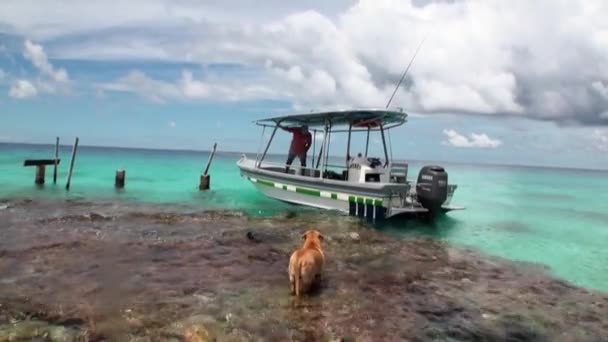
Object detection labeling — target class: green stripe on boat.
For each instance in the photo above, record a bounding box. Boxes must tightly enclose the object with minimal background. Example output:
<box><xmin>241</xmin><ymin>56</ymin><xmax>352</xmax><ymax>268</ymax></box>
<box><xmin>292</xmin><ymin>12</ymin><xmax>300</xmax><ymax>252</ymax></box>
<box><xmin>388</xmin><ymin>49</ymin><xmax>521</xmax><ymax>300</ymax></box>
<box><xmin>296</xmin><ymin>187</ymin><xmax>320</xmax><ymax>196</ymax></box>
<box><xmin>248</xmin><ymin>176</ymin><xmax>384</xmax><ymax>207</ymax></box>
<box><xmin>257</xmin><ymin>179</ymin><xmax>274</xmax><ymax>187</ymax></box>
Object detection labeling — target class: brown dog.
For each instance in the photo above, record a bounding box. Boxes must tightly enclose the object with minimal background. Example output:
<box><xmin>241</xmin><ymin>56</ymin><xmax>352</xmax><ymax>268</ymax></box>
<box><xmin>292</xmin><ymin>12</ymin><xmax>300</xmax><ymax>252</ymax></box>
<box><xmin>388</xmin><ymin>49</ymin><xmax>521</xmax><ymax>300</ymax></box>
<box><xmin>288</xmin><ymin>230</ymin><xmax>325</xmax><ymax>297</ymax></box>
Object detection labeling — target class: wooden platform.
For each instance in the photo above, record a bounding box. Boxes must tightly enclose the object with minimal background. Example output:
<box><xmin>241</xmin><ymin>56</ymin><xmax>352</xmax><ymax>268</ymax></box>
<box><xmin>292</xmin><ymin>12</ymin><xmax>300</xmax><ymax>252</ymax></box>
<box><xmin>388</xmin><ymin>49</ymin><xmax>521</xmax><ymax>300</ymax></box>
<box><xmin>23</xmin><ymin>159</ymin><xmax>61</xmax><ymax>167</ymax></box>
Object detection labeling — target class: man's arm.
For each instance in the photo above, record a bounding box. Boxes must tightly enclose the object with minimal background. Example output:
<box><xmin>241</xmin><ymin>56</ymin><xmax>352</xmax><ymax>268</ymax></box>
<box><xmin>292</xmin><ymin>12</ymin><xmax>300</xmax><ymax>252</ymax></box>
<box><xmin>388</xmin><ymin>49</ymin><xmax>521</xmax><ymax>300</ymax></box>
<box><xmin>304</xmin><ymin>133</ymin><xmax>312</xmax><ymax>149</ymax></box>
<box><xmin>278</xmin><ymin>124</ymin><xmax>294</xmax><ymax>132</ymax></box>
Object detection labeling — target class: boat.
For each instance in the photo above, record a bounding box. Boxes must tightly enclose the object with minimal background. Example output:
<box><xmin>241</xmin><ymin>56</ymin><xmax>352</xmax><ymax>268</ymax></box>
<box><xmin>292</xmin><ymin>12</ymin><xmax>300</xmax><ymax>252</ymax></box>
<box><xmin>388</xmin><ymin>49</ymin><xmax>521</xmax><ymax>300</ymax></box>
<box><xmin>236</xmin><ymin>107</ymin><xmax>465</xmax><ymax>221</ymax></box>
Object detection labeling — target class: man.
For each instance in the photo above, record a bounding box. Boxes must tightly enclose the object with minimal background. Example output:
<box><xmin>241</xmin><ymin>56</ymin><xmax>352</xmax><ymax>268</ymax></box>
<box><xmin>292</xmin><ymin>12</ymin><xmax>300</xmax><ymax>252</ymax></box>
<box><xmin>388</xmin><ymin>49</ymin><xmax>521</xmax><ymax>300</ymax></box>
<box><xmin>279</xmin><ymin>124</ymin><xmax>312</xmax><ymax>173</ymax></box>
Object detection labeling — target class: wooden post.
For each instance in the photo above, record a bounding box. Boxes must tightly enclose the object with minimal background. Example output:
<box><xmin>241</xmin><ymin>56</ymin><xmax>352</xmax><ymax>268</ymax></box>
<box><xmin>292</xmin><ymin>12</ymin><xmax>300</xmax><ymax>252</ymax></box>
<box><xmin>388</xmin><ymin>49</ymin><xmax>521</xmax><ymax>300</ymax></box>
<box><xmin>53</xmin><ymin>137</ymin><xmax>59</xmax><ymax>184</ymax></box>
<box><xmin>35</xmin><ymin>165</ymin><xmax>45</xmax><ymax>185</ymax></box>
<box><xmin>199</xmin><ymin>174</ymin><xmax>210</xmax><ymax>191</ymax></box>
<box><xmin>115</xmin><ymin>169</ymin><xmax>126</xmax><ymax>188</ymax></box>
<box><xmin>199</xmin><ymin>143</ymin><xmax>217</xmax><ymax>191</ymax></box>
<box><xmin>65</xmin><ymin>137</ymin><xmax>79</xmax><ymax>190</ymax></box>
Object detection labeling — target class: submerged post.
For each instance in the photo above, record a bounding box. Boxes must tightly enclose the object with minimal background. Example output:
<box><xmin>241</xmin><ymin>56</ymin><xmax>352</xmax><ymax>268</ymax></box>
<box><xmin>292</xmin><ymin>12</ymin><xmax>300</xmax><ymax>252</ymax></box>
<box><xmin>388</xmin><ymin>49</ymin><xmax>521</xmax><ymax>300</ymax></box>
<box><xmin>115</xmin><ymin>169</ymin><xmax>126</xmax><ymax>188</ymax></box>
<box><xmin>35</xmin><ymin>165</ymin><xmax>45</xmax><ymax>185</ymax></box>
<box><xmin>53</xmin><ymin>137</ymin><xmax>59</xmax><ymax>184</ymax></box>
<box><xmin>65</xmin><ymin>137</ymin><xmax>79</xmax><ymax>190</ymax></box>
<box><xmin>199</xmin><ymin>142</ymin><xmax>217</xmax><ymax>191</ymax></box>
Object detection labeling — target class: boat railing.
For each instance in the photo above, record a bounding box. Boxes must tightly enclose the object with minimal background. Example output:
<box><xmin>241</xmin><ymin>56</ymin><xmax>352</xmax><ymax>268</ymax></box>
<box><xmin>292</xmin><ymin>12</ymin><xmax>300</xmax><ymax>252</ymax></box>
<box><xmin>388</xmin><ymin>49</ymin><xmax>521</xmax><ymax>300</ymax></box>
<box><xmin>254</xmin><ymin>160</ymin><xmax>351</xmax><ymax>180</ymax></box>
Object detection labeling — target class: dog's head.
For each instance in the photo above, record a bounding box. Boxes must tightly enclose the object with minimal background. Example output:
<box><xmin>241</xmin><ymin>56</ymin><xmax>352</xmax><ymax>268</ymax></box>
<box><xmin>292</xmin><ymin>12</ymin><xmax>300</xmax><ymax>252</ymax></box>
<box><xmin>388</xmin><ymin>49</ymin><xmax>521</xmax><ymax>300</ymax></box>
<box><xmin>302</xmin><ymin>229</ymin><xmax>324</xmax><ymax>245</ymax></box>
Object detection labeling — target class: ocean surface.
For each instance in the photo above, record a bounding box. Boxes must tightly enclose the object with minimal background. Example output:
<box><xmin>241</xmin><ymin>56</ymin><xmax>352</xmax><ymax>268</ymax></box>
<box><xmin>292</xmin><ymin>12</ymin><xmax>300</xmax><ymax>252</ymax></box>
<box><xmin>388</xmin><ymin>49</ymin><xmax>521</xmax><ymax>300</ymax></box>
<box><xmin>1</xmin><ymin>142</ymin><xmax>607</xmax><ymax>291</ymax></box>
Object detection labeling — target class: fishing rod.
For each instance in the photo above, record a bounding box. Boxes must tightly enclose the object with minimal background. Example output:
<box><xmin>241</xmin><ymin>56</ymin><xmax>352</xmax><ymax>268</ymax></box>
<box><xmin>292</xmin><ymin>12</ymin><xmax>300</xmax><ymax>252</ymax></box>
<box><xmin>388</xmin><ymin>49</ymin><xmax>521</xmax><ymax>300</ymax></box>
<box><xmin>385</xmin><ymin>36</ymin><xmax>427</xmax><ymax>109</ymax></box>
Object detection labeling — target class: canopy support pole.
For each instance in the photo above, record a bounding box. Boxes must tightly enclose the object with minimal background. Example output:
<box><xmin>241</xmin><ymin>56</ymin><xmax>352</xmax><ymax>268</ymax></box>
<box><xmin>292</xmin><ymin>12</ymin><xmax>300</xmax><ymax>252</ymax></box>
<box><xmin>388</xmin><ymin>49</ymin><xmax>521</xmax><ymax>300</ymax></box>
<box><xmin>255</xmin><ymin>125</ymin><xmax>267</xmax><ymax>165</ymax></box>
<box><xmin>316</xmin><ymin>122</ymin><xmax>329</xmax><ymax>174</ymax></box>
<box><xmin>312</xmin><ymin>130</ymin><xmax>316</xmax><ymax>167</ymax></box>
<box><xmin>323</xmin><ymin>122</ymin><xmax>332</xmax><ymax>175</ymax></box>
<box><xmin>257</xmin><ymin>123</ymin><xmax>279</xmax><ymax>168</ymax></box>
<box><xmin>365</xmin><ymin>127</ymin><xmax>370</xmax><ymax>156</ymax></box>
<box><xmin>380</xmin><ymin>124</ymin><xmax>389</xmax><ymax>167</ymax></box>
<box><xmin>346</xmin><ymin>123</ymin><xmax>352</xmax><ymax>169</ymax></box>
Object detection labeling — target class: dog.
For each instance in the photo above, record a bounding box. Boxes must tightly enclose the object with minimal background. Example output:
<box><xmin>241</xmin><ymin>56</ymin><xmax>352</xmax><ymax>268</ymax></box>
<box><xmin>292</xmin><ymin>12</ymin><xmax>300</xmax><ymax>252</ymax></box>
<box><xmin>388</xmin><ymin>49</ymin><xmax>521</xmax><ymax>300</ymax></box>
<box><xmin>288</xmin><ymin>229</ymin><xmax>325</xmax><ymax>297</ymax></box>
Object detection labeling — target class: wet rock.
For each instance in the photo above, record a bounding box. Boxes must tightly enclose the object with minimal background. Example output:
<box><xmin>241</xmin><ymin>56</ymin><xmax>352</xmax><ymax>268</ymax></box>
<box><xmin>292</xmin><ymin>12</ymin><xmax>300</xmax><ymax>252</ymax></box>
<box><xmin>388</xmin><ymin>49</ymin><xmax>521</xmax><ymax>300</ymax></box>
<box><xmin>87</xmin><ymin>212</ymin><xmax>109</xmax><ymax>221</ymax></box>
<box><xmin>246</xmin><ymin>231</ymin><xmax>261</xmax><ymax>243</ymax></box>
<box><xmin>1</xmin><ymin>200</ymin><xmax>608</xmax><ymax>341</ymax></box>
<box><xmin>0</xmin><ymin>320</ymin><xmax>82</xmax><ymax>342</ymax></box>
<box><xmin>162</xmin><ymin>315</ymin><xmax>224</xmax><ymax>342</ymax></box>
<box><xmin>184</xmin><ymin>325</ymin><xmax>213</xmax><ymax>342</ymax></box>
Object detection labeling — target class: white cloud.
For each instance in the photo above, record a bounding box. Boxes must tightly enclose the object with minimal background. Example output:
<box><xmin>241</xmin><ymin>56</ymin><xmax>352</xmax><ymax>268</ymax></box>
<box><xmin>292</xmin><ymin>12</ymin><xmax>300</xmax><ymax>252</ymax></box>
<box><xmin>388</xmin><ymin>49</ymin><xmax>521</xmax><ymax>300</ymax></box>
<box><xmin>168</xmin><ymin>121</ymin><xmax>176</xmax><ymax>128</ymax></box>
<box><xmin>9</xmin><ymin>80</ymin><xmax>38</xmax><ymax>99</ymax></box>
<box><xmin>1</xmin><ymin>0</ymin><xmax>607</xmax><ymax>124</ymax></box>
<box><xmin>442</xmin><ymin>129</ymin><xmax>503</xmax><ymax>148</ymax></box>
<box><xmin>97</xmin><ymin>69</ymin><xmax>280</xmax><ymax>103</ymax></box>
<box><xmin>23</xmin><ymin>40</ymin><xmax>69</xmax><ymax>83</ymax></box>
<box><xmin>5</xmin><ymin>40</ymin><xmax>72</xmax><ymax>99</ymax></box>
<box><xmin>592</xmin><ymin>81</ymin><xmax>608</xmax><ymax>100</ymax></box>
<box><xmin>591</xmin><ymin>129</ymin><xmax>608</xmax><ymax>151</ymax></box>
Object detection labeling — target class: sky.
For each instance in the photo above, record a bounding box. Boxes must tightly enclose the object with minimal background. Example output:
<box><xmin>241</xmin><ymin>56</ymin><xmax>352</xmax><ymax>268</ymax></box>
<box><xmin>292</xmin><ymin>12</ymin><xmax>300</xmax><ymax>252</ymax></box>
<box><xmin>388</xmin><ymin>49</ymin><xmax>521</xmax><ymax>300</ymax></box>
<box><xmin>0</xmin><ymin>0</ymin><xmax>607</xmax><ymax>170</ymax></box>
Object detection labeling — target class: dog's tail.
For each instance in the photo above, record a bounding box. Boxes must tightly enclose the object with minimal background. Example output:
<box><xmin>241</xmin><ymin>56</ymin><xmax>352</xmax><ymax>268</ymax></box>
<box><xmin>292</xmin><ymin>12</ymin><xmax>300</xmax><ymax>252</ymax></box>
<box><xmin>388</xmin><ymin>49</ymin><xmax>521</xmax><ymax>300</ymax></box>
<box><xmin>294</xmin><ymin>260</ymin><xmax>301</xmax><ymax>297</ymax></box>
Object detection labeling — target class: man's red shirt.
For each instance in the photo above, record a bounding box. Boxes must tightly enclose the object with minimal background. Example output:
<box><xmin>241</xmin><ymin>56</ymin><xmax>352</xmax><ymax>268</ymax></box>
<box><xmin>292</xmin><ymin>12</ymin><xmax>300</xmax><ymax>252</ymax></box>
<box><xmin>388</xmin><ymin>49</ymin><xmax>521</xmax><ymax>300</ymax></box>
<box><xmin>285</xmin><ymin>127</ymin><xmax>312</xmax><ymax>156</ymax></box>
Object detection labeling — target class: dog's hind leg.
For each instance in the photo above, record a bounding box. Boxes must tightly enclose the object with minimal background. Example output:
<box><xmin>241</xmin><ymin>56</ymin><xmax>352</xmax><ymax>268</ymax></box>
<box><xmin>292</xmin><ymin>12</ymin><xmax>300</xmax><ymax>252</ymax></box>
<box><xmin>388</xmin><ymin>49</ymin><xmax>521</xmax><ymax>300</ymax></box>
<box><xmin>294</xmin><ymin>262</ymin><xmax>302</xmax><ymax>297</ymax></box>
<box><xmin>289</xmin><ymin>274</ymin><xmax>296</xmax><ymax>295</ymax></box>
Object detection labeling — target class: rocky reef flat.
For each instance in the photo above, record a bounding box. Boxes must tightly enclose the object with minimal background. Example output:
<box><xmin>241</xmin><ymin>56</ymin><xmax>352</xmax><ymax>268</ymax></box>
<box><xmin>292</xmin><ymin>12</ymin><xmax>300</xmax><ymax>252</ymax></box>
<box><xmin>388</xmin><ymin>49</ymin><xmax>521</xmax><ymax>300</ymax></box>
<box><xmin>0</xmin><ymin>199</ymin><xmax>607</xmax><ymax>341</ymax></box>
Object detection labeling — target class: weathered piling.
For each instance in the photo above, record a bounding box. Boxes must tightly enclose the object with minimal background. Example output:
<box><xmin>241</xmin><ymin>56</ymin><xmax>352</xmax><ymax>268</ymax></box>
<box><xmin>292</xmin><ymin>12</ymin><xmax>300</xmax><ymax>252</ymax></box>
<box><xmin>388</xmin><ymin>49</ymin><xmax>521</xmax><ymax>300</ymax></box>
<box><xmin>65</xmin><ymin>137</ymin><xmax>79</xmax><ymax>190</ymax></box>
<box><xmin>53</xmin><ymin>137</ymin><xmax>59</xmax><ymax>184</ymax></box>
<box><xmin>115</xmin><ymin>169</ymin><xmax>126</xmax><ymax>188</ymax></box>
<box><xmin>35</xmin><ymin>165</ymin><xmax>45</xmax><ymax>185</ymax></box>
<box><xmin>199</xmin><ymin>142</ymin><xmax>217</xmax><ymax>191</ymax></box>
<box><xmin>24</xmin><ymin>159</ymin><xmax>60</xmax><ymax>185</ymax></box>
<box><xmin>199</xmin><ymin>174</ymin><xmax>210</xmax><ymax>191</ymax></box>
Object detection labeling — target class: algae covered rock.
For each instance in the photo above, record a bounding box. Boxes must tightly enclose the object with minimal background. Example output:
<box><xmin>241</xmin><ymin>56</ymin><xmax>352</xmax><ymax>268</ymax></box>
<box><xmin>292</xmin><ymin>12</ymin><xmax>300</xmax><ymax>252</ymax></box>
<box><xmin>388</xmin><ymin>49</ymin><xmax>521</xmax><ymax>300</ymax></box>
<box><xmin>0</xmin><ymin>320</ymin><xmax>83</xmax><ymax>342</ymax></box>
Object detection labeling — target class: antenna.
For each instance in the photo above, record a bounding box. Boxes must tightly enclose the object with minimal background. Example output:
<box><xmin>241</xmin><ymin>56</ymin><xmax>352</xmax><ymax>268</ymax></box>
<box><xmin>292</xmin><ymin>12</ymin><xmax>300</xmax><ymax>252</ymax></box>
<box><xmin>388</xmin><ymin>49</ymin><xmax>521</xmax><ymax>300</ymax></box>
<box><xmin>385</xmin><ymin>36</ymin><xmax>427</xmax><ymax>109</ymax></box>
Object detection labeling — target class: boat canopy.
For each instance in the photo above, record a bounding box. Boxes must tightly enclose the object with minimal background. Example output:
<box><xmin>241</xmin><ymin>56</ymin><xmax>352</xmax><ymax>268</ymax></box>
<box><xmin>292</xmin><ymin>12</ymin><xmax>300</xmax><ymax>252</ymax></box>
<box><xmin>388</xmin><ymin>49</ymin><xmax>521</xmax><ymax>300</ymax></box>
<box><xmin>255</xmin><ymin>108</ymin><xmax>407</xmax><ymax>131</ymax></box>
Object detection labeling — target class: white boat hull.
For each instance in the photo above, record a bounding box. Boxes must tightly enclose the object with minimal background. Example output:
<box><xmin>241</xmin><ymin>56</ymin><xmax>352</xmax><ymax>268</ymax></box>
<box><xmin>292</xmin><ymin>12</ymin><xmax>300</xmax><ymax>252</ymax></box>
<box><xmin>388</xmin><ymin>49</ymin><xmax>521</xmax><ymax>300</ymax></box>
<box><xmin>237</xmin><ymin>156</ymin><xmax>463</xmax><ymax>220</ymax></box>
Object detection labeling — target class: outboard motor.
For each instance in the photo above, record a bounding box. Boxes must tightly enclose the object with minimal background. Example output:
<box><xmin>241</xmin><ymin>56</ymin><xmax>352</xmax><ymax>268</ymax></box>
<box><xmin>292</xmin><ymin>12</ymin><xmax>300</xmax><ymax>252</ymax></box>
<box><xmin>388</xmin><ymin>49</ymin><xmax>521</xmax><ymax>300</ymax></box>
<box><xmin>416</xmin><ymin>165</ymin><xmax>448</xmax><ymax>215</ymax></box>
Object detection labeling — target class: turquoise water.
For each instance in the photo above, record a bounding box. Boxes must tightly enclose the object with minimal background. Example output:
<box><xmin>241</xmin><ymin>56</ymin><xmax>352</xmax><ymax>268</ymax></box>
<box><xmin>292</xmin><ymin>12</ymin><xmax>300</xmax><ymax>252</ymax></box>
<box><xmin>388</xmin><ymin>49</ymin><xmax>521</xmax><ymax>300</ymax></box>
<box><xmin>1</xmin><ymin>142</ymin><xmax>608</xmax><ymax>291</ymax></box>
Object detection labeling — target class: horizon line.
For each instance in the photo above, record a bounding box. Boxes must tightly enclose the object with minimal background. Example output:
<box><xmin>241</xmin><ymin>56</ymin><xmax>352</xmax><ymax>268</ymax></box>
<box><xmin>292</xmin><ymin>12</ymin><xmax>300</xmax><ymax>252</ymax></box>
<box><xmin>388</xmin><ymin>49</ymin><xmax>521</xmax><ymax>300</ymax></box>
<box><xmin>2</xmin><ymin>141</ymin><xmax>607</xmax><ymax>173</ymax></box>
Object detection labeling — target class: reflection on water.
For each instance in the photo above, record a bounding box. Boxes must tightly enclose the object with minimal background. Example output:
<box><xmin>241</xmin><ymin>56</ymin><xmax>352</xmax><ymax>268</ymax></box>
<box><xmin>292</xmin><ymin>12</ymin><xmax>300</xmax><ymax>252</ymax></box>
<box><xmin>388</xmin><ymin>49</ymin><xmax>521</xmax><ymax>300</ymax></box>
<box><xmin>1</xmin><ymin>199</ymin><xmax>607</xmax><ymax>341</ymax></box>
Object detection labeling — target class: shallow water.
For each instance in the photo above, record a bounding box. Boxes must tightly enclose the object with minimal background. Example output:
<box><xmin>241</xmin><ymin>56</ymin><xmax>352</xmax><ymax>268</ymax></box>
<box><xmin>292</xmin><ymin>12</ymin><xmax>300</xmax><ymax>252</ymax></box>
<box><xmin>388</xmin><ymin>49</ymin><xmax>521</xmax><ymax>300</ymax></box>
<box><xmin>1</xmin><ymin>142</ymin><xmax>608</xmax><ymax>292</ymax></box>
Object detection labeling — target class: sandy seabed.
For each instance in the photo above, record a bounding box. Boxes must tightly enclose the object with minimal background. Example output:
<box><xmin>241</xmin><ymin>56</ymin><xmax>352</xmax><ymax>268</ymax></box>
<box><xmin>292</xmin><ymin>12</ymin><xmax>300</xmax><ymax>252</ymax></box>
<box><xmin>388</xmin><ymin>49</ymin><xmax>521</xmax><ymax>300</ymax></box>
<box><xmin>0</xmin><ymin>199</ymin><xmax>607</xmax><ymax>341</ymax></box>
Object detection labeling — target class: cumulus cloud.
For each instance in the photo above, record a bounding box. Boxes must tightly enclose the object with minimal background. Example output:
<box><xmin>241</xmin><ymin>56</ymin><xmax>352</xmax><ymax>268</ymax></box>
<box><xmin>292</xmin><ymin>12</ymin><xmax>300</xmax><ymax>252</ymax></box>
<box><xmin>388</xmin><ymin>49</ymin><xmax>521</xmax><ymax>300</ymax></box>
<box><xmin>442</xmin><ymin>129</ymin><xmax>502</xmax><ymax>148</ymax></box>
<box><xmin>9</xmin><ymin>80</ymin><xmax>38</xmax><ymax>99</ymax></box>
<box><xmin>591</xmin><ymin>129</ymin><xmax>608</xmax><ymax>151</ymax></box>
<box><xmin>98</xmin><ymin>69</ymin><xmax>279</xmax><ymax>103</ymax></box>
<box><xmin>1</xmin><ymin>0</ymin><xmax>607</xmax><ymax>124</ymax></box>
<box><xmin>23</xmin><ymin>40</ymin><xmax>69</xmax><ymax>83</ymax></box>
<box><xmin>5</xmin><ymin>40</ymin><xmax>71</xmax><ymax>99</ymax></box>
